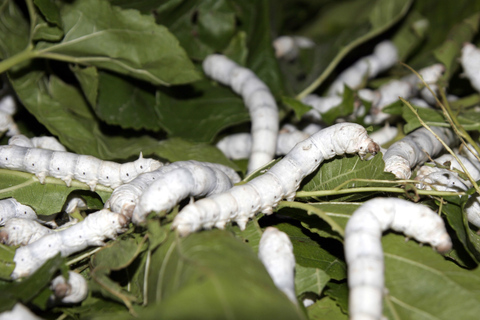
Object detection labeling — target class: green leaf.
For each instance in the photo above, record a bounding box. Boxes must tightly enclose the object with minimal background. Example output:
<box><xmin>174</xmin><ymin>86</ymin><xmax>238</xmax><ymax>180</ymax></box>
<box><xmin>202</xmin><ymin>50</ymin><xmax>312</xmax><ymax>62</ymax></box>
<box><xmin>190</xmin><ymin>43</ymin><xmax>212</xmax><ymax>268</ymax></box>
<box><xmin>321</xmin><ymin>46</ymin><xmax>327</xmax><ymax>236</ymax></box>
<box><xmin>0</xmin><ymin>244</ymin><xmax>15</xmax><ymax>280</ymax></box>
<box><xmin>92</xmin><ymin>235</ymin><xmax>147</xmax><ymax>271</ymax></box>
<box><xmin>9</xmin><ymin>68</ymin><xmax>161</xmax><ymax>160</ymax></box>
<box><xmin>442</xmin><ymin>201</ymin><xmax>480</xmax><ymax>264</ymax></box>
<box><xmin>307</xmin><ymin>296</ymin><xmax>348</xmax><ymax>320</ymax></box>
<box><xmin>0</xmin><ymin>169</ymin><xmax>112</xmax><ymax>215</ymax></box>
<box><xmin>282</xmin><ymin>96</ymin><xmax>313</xmax><ymax>120</ymax></box>
<box><xmin>155</xmin><ymin>81</ymin><xmax>250</xmax><ymax>142</ymax></box>
<box><xmin>32</xmin><ymin>0</ymin><xmax>63</xmax><ymax>41</ymax></box>
<box><xmin>295</xmin><ymin>264</ymin><xmax>330</xmax><ymax>296</ymax></box>
<box><xmin>324</xmin><ymin>281</ymin><xmax>349</xmax><ymax>314</ymax></box>
<box><xmin>34</xmin><ymin>0</ymin><xmax>62</xmax><ymax>27</ymax></box>
<box><xmin>296</xmin><ymin>0</ymin><xmax>413</xmax><ymax>98</ymax></box>
<box><xmin>400</xmin><ymin>103</ymin><xmax>447</xmax><ymax>133</ymax></box>
<box><xmin>382</xmin><ymin>233</ymin><xmax>480</xmax><ymax>319</ymax></box>
<box><xmin>391</xmin><ymin>10</ymin><xmax>429</xmax><ymax>61</ymax></box>
<box><xmin>433</xmin><ymin>12</ymin><xmax>480</xmax><ymax>81</ymax></box>
<box><xmin>0</xmin><ymin>254</ymin><xmax>65</xmax><ymax>313</ymax></box>
<box><xmin>152</xmin><ymin>0</ymin><xmax>237</xmax><ymax>61</ymax></box>
<box><xmin>233</xmin><ymin>0</ymin><xmax>285</xmax><ymax>96</ymax></box>
<box><xmin>144</xmin><ymin>229</ymin><xmax>306</xmax><ymax>319</ymax></box>
<box><xmin>300</xmin><ymin>153</ymin><xmax>397</xmax><ymax>201</ymax></box>
<box><xmin>321</xmin><ymin>86</ymin><xmax>355</xmax><ymax>125</ymax></box>
<box><xmin>34</xmin><ymin>0</ymin><xmax>200</xmax><ymax>85</ymax></box>
<box><xmin>152</xmin><ymin>137</ymin><xmax>238</xmax><ymax>169</ymax></box>
<box><xmin>275</xmin><ymin>222</ymin><xmax>347</xmax><ymax>281</ymax></box>
<box><xmin>70</xmin><ymin>64</ymin><xmax>99</xmax><ymax>107</ymax></box>
<box><xmin>223</xmin><ymin>31</ymin><xmax>248</xmax><ymax>65</ymax></box>
<box><xmin>0</xmin><ymin>0</ymin><xmax>30</xmax><ymax>59</ymax></box>
<box><xmin>94</xmin><ymin>71</ymin><xmax>162</xmax><ymax>131</ymax></box>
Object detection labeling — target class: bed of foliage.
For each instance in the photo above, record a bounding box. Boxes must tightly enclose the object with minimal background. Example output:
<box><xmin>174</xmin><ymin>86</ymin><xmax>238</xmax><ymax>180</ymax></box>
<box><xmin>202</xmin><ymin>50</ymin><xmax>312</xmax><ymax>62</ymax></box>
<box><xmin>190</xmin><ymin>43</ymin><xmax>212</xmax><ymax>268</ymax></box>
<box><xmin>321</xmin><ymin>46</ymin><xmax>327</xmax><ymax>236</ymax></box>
<box><xmin>1</xmin><ymin>0</ymin><xmax>480</xmax><ymax>319</ymax></box>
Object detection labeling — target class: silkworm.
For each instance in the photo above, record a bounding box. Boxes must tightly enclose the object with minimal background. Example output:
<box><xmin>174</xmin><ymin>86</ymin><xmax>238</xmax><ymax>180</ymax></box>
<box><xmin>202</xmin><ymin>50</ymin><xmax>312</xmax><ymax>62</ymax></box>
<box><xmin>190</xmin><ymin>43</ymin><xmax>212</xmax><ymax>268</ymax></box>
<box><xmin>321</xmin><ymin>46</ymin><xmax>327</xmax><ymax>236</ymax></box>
<box><xmin>132</xmin><ymin>161</ymin><xmax>240</xmax><ymax>224</ymax></box>
<box><xmin>105</xmin><ymin>160</ymin><xmax>240</xmax><ymax>217</ymax></box>
<box><xmin>173</xmin><ymin>123</ymin><xmax>380</xmax><ymax>236</ymax></box>
<box><xmin>50</xmin><ymin>271</ymin><xmax>88</xmax><ymax>304</ymax></box>
<box><xmin>328</xmin><ymin>41</ymin><xmax>398</xmax><ymax>96</ymax></box>
<box><xmin>383</xmin><ymin>126</ymin><xmax>458</xmax><ymax>179</ymax></box>
<box><xmin>203</xmin><ymin>54</ymin><xmax>279</xmax><ymax>174</ymax></box>
<box><xmin>0</xmin><ymin>303</ymin><xmax>42</xmax><ymax>320</ymax></box>
<box><xmin>216</xmin><ymin>125</ymin><xmax>309</xmax><ymax>160</ymax></box>
<box><xmin>273</xmin><ymin>35</ymin><xmax>315</xmax><ymax>60</ymax></box>
<box><xmin>258</xmin><ymin>227</ymin><xmax>296</xmax><ymax>304</ymax></box>
<box><xmin>301</xmin><ymin>95</ymin><xmax>343</xmax><ymax>122</ymax></box>
<box><xmin>0</xmin><ymin>95</ymin><xmax>19</xmax><ymax>137</ymax></box>
<box><xmin>9</xmin><ymin>134</ymin><xmax>67</xmax><ymax>152</ymax></box>
<box><xmin>402</xmin><ymin>64</ymin><xmax>445</xmax><ymax>104</ymax></box>
<box><xmin>368</xmin><ymin>124</ymin><xmax>398</xmax><ymax>146</ymax></box>
<box><xmin>0</xmin><ymin>218</ymin><xmax>54</xmax><ymax>246</ymax></box>
<box><xmin>416</xmin><ymin>154</ymin><xmax>480</xmax><ymax>227</ymax></box>
<box><xmin>0</xmin><ymin>198</ymin><xmax>38</xmax><ymax>226</ymax></box>
<box><xmin>11</xmin><ymin>209</ymin><xmax>128</xmax><ymax>279</ymax></box>
<box><xmin>460</xmin><ymin>43</ymin><xmax>480</xmax><ymax>93</ymax></box>
<box><xmin>0</xmin><ymin>145</ymin><xmax>163</xmax><ymax>190</ymax></box>
<box><xmin>345</xmin><ymin>198</ymin><xmax>452</xmax><ymax>320</ymax></box>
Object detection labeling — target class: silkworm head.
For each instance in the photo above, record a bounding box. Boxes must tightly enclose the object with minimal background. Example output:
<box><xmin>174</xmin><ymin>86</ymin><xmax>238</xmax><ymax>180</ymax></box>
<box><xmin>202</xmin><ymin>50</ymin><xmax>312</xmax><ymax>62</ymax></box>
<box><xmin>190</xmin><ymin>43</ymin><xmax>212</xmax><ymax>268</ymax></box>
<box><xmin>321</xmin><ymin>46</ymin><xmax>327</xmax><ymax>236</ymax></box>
<box><xmin>134</xmin><ymin>153</ymin><xmax>162</xmax><ymax>174</ymax></box>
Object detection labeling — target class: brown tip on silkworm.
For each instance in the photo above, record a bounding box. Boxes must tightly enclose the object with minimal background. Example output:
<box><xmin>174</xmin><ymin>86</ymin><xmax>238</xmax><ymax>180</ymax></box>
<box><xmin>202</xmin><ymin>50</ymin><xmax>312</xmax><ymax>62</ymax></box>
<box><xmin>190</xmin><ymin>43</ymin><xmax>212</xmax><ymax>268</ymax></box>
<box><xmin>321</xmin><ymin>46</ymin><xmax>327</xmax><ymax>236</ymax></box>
<box><xmin>117</xmin><ymin>213</ymin><xmax>129</xmax><ymax>227</ymax></box>
<box><xmin>0</xmin><ymin>231</ymin><xmax>8</xmax><ymax>244</ymax></box>
<box><xmin>435</xmin><ymin>239</ymin><xmax>453</xmax><ymax>254</ymax></box>
<box><xmin>368</xmin><ymin>141</ymin><xmax>380</xmax><ymax>154</ymax></box>
<box><xmin>54</xmin><ymin>283</ymin><xmax>71</xmax><ymax>299</ymax></box>
<box><xmin>121</xmin><ymin>204</ymin><xmax>135</xmax><ymax>220</ymax></box>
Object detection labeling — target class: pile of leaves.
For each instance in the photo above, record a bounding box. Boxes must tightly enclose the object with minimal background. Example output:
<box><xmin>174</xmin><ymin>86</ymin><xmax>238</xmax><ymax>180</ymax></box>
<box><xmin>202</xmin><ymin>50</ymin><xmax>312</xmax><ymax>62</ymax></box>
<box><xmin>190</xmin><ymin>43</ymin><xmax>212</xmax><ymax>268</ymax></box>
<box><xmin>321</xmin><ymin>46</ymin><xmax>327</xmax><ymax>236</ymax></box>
<box><xmin>1</xmin><ymin>0</ymin><xmax>480</xmax><ymax>319</ymax></box>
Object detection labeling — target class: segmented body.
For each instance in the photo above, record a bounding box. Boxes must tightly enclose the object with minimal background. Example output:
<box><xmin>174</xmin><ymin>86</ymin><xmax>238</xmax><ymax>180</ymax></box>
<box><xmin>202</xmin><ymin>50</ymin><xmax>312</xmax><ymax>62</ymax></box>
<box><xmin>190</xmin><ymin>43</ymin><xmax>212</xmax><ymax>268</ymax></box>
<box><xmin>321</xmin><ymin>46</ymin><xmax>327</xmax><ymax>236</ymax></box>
<box><xmin>11</xmin><ymin>209</ymin><xmax>128</xmax><ymax>279</ymax></box>
<box><xmin>0</xmin><ymin>145</ymin><xmax>162</xmax><ymax>190</ymax></box>
<box><xmin>258</xmin><ymin>227</ymin><xmax>296</xmax><ymax>304</ymax></box>
<box><xmin>345</xmin><ymin>198</ymin><xmax>452</xmax><ymax>320</ymax></box>
<box><xmin>203</xmin><ymin>54</ymin><xmax>279</xmax><ymax>173</ymax></box>
<box><xmin>173</xmin><ymin>123</ymin><xmax>379</xmax><ymax>236</ymax></box>
<box><xmin>132</xmin><ymin>161</ymin><xmax>240</xmax><ymax>224</ymax></box>
<box><xmin>105</xmin><ymin>160</ymin><xmax>240</xmax><ymax>217</ymax></box>
<box><xmin>0</xmin><ymin>218</ymin><xmax>54</xmax><ymax>246</ymax></box>
<box><xmin>50</xmin><ymin>271</ymin><xmax>88</xmax><ymax>304</ymax></box>
<box><xmin>383</xmin><ymin>127</ymin><xmax>458</xmax><ymax>179</ymax></box>
<box><xmin>0</xmin><ymin>198</ymin><xmax>38</xmax><ymax>226</ymax></box>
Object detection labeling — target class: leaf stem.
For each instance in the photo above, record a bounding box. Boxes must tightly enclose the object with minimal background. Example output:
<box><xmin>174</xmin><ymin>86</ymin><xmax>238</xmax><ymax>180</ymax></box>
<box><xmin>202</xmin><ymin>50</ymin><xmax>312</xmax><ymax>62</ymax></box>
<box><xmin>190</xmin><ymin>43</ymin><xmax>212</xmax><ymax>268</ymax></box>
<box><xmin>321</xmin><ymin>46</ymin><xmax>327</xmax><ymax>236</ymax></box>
<box><xmin>0</xmin><ymin>46</ymin><xmax>36</xmax><ymax>74</ymax></box>
<box><xmin>295</xmin><ymin>187</ymin><xmax>464</xmax><ymax>198</ymax></box>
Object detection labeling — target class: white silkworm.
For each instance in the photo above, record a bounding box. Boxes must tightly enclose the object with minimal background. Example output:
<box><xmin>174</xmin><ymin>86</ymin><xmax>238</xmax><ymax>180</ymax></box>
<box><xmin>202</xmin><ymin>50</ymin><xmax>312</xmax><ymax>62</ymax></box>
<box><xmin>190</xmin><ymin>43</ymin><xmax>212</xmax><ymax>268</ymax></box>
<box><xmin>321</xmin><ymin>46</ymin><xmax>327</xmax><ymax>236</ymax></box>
<box><xmin>11</xmin><ymin>209</ymin><xmax>128</xmax><ymax>279</ymax></box>
<box><xmin>0</xmin><ymin>95</ymin><xmax>16</xmax><ymax>115</ymax></box>
<box><xmin>132</xmin><ymin>161</ymin><xmax>240</xmax><ymax>224</ymax></box>
<box><xmin>328</xmin><ymin>41</ymin><xmax>398</xmax><ymax>96</ymax></box>
<box><xmin>0</xmin><ymin>303</ymin><xmax>42</xmax><ymax>320</ymax></box>
<box><xmin>216</xmin><ymin>125</ymin><xmax>310</xmax><ymax>160</ymax></box>
<box><xmin>50</xmin><ymin>271</ymin><xmax>88</xmax><ymax>304</ymax></box>
<box><xmin>402</xmin><ymin>64</ymin><xmax>445</xmax><ymax>104</ymax></box>
<box><xmin>416</xmin><ymin>154</ymin><xmax>480</xmax><ymax>228</ymax></box>
<box><xmin>273</xmin><ymin>35</ymin><xmax>315</xmax><ymax>60</ymax></box>
<box><xmin>105</xmin><ymin>160</ymin><xmax>240</xmax><ymax>216</ymax></box>
<box><xmin>368</xmin><ymin>124</ymin><xmax>398</xmax><ymax>146</ymax></box>
<box><xmin>345</xmin><ymin>198</ymin><xmax>452</xmax><ymax>320</ymax></box>
<box><xmin>0</xmin><ymin>95</ymin><xmax>19</xmax><ymax>137</ymax></box>
<box><xmin>173</xmin><ymin>123</ymin><xmax>379</xmax><ymax>236</ymax></box>
<box><xmin>383</xmin><ymin>126</ymin><xmax>458</xmax><ymax>179</ymax></box>
<box><xmin>9</xmin><ymin>134</ymin><xmax>67</xmax><ymax>152</ymax></box>
<box><xmin>203</xmin><ymin>54</ymin><xmax>279</xmax><ymax>174</ymax></box>
<box><xmin>258</xmin><ymin>227</ymin><xmax>296</xmax><ymax>304</ymax></box>
<box><xmin>0</xmin><ymin>145</ymin><xmax>163</xmax><ymax>190</ymax></box>
<box><xmin>460</xmin><ymin>43</ymin><xmax>480</xmax><ymax>93</ymax></box>
<box><xmin>0</xmin><ymin>218</ymin><xmax>54</xmax><ymax>246</ymax></box>
<box><xmin>301</xmin><ymin>95</ymin><xmax>343</xmax><ymax>122</ymax></box>
<box><xmin>0</xmin><ymin>198</ymin><xmax>38</xmax><ymax>226</ymax></box>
